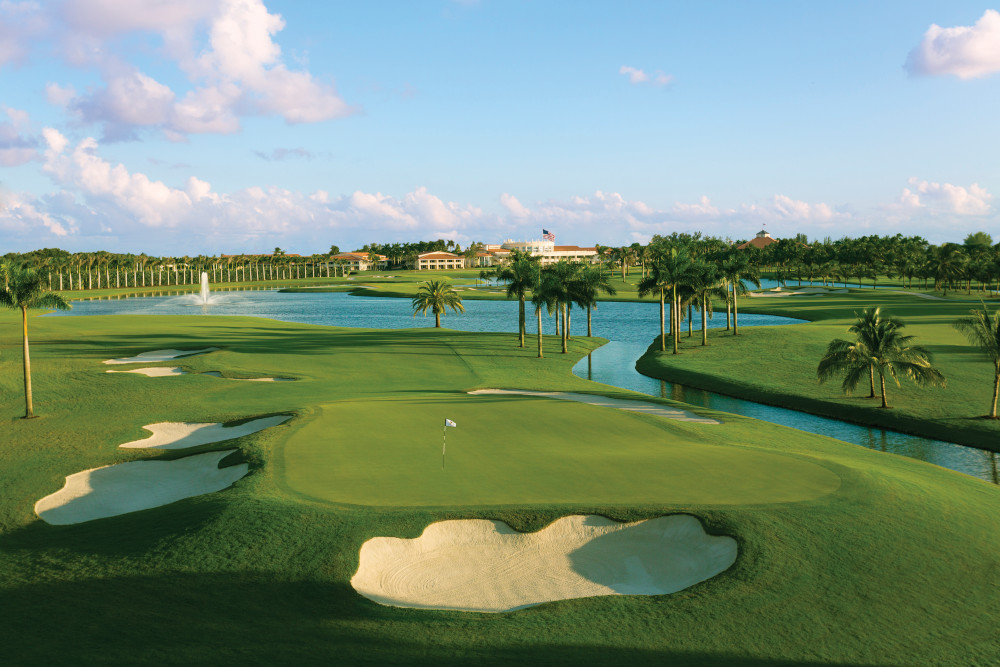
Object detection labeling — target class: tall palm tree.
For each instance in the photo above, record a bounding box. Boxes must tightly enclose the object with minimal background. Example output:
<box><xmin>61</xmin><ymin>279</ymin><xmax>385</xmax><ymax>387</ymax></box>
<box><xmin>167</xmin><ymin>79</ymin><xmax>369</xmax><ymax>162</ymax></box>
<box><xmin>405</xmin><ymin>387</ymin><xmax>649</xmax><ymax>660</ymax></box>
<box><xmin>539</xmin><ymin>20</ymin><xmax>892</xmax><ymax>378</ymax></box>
<box><xmin>689</xmin><ymin>262</ymin><xmax>723</xmax><ymax>346</ymax></box>
<box><xmin>0</xmin><ymin>263</ymin><xmax>72</xmax><ymax>418</ymax></box>
<box><xmin>953</xmin><ymin>305</ymin><xmax>1000</xmax><ymax>418</ymax></box>
<box><xmin>571</xmin><ymin>264</ymin><xmax>617</xmax><ymax>337</ymax></box>
<box><xmin>495</xmin><ymin>249</ymin><xmax>540</xmax><ymax>347</ymax></box>
<box><xmin>818</xmin><ymin>307</ymin><xmax>944</xmax><ymax>408</ymax></box>
<box><xmin>639</xmin><ymin>247</ymin><xmax>692</xmax><ymax>354</ymax></box>
<box><xmin>720</xmin><ymin>254</ymin><xmax>761</xmax><ymax>336</ymax></box>
<box><xmin>532</xmin><ymin>268</ymin><xmax>563</xmax><ymax>358</ymax></box>
<box><xmin>545</xmin><ymin>261</ymin><xmax>580</xmax><ymax>353</ymax></box>
<box><xmin>412</xmin><ymin>280</ymin><xmax>465</xmax><ymax>327</ymax></box>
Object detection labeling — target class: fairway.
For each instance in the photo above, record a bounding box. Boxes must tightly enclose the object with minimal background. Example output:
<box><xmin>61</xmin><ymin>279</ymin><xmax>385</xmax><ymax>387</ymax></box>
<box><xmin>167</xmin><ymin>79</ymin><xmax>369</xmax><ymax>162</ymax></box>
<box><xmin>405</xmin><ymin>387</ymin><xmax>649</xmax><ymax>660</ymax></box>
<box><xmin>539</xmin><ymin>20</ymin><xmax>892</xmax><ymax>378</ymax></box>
<box><xmin>278</xmin><ymin>394</ymin><xmax>841</xmax><ymax>506</ymax></box>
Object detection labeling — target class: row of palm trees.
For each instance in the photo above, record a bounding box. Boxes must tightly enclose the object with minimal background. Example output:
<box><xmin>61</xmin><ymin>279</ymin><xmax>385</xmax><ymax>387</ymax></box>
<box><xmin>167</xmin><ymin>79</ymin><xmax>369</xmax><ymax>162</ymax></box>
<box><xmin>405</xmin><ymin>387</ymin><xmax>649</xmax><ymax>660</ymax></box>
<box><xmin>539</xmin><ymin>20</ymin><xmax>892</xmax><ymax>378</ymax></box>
<box><xmin>596</xmin><ymin>232</ymin><xmax>1000</xmax><ymax>295</ymax></box>
<box><xmin>2</xmin><ymin>250</ymin><xmax>356</xmax><ymax>292</ymax></box>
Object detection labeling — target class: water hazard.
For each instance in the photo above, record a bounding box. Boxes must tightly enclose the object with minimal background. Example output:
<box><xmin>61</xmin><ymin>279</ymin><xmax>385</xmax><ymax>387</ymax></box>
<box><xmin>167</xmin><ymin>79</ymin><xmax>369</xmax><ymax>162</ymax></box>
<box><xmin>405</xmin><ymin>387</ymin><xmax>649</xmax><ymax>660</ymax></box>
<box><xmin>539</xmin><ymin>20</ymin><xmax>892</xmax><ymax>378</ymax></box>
<box><xmin>54</xmin><ymin>289</ymin><xmax>998</xmax><ymax>484</ymax></box>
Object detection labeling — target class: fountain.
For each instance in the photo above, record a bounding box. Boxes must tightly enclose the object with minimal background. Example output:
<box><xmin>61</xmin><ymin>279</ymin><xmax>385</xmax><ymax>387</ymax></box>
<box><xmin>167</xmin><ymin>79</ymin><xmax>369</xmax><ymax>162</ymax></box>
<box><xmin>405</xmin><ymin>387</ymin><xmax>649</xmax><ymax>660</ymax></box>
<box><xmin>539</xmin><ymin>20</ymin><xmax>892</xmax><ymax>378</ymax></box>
<box><xmin>198</xmin><ymin>272</ymin><xmax>211</xmax><ymax>304</ymax></box>
<box><xmin>178</xmin><ymin>272</ymin><xmax>226</xmax><ymax>306</ymax></box>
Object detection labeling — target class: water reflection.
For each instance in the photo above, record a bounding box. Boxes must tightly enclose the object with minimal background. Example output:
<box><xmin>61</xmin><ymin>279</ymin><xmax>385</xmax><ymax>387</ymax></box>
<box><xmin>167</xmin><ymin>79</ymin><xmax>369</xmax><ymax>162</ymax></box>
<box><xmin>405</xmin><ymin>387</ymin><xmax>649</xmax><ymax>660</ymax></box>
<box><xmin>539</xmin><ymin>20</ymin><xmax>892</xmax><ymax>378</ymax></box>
<box><xmin>52</xmin><ymin>289</ymin><xmax>996</xmax><ymax>484</ymax></box>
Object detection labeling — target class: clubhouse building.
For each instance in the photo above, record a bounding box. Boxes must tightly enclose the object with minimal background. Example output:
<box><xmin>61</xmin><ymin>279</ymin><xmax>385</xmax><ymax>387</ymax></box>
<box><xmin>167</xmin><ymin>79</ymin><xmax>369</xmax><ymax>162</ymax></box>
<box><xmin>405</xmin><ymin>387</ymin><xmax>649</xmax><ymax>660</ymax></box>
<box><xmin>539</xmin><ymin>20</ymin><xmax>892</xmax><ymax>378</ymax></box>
<box><xmin>415</xmin><ymin>240</ymin><xmax>598</xmax><ymax>270</ymax></box>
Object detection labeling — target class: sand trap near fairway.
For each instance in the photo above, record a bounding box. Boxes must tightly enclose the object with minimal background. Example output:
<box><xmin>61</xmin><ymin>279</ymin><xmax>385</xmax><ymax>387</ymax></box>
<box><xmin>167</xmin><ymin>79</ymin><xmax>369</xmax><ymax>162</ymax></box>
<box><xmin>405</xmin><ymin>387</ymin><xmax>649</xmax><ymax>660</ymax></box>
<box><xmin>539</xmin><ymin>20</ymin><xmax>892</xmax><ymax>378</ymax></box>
<box><xmin>119</xmin><ymin>415</ymin><xmax>291</xmax><ymax>450</ymax></box>
<box><xmin>352</xmin><ymin>514</ymin><xmax>737</xmax><ymax>612</ymax></box>
<box><xmin>200</xmin><ymin>371</ymin><xmax>294</xmax><ymax>382</ymax></box>
<box><xmin>468</xmin><ymin>389</ymin><xmax>720</xmax><ymax>424</ymax></box>
<box><xmin>34</xmin><ymin>450</ymin><xmax>247</xmax><ymax>525</ymax></box>
<box><xmin>103</xmin><ymin>348</ymin><xmax>219</xmax><ymax>365</ymax></box>
<box><xmin>105</xmin><ymin>366</ymin><xmax>187</xmax><ymax>377</ymax></box>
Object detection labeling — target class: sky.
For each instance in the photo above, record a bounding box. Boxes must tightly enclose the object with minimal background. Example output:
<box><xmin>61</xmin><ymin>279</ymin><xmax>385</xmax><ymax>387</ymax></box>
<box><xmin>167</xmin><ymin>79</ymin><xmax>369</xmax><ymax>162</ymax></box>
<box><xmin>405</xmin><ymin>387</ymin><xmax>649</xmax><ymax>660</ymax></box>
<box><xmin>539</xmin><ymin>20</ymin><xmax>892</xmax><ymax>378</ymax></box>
<box><xmin>1</xmin><ymin>1</ymin><xmax>999</xmax><ymax>256</ymax></box>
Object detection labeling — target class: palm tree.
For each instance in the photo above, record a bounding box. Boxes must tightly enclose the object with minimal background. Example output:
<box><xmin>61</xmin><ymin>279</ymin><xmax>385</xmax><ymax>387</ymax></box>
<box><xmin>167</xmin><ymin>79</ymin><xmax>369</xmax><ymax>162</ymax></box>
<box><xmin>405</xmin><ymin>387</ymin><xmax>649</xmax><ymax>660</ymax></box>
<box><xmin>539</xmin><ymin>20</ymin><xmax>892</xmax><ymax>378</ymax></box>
<box><xmin>688</xmin><ymin>262</ymin><xmax>723</xmax><ymax>346</ymax></box>
<box><xmin>0</xmin><ymin>263</ymin><xmax>72</xmax><ymax>418</ymax></box>
<box><xmin>720</xmin><ymin>254</ymin><xmax>761</xmax><ymax>336</ymax></box>
<box><xmin>412</xmin><ymin>280</ymin><xmax>465</xmax><ymax>327</ymax></box>
<box><xmin>571</xmin><ymin>264</ymin><xmax>617</xmax><ymax>337</ymax></box>
<box><xmin>818</xmin><ymin>307</ymin><xmax>944</xmax><ymax>409</ymax></box>
<box><xmin>544</xmin><ymin>261</ymin><xmax>579</xmax><ymax>353</ymax></box>
<box><xmin>953</xmin><ymin>305</ymin><xmax>1000</xmax><ymax>418</ymax></box>
<box><xmin>532</xmin><ymin>268</ymin><xmax>564</xmax><ymax>358</ymax></box>
<box><xmin>495</xmin><ymin>249</ymin><xmax>540</xmax><ymax>347</ymax></box>
<box><xmin>639</xmin><ymin>247</ymin><xmax>692</xmax><ymax>354</ymax></box>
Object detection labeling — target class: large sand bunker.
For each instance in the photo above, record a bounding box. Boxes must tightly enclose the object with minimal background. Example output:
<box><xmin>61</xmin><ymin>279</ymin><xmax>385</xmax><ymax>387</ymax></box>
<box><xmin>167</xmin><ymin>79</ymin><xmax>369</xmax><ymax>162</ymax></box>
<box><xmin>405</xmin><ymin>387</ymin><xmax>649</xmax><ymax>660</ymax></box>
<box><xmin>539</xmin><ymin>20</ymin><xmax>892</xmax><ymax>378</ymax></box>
<box><xmin>119</xmin><ymin>415</ymin><xmax>291</xmax><ymax>450</ymax></box>
<box><xmin>352</xmin><ymin>514</ymin><xmax>737</xmax><ymax>612</ymax></box>
<box><xmin>103</xmin><ymin>348</ymin><xmax>219</xmax><ymax>365</ymax></box>
<box><xmin>105</xmin><ymin>367</ymin><xmax>186</xmax><ymax>377</ymax></box>
<box><xmin>34</xmin><ymin>449</ymin><xmax>247</xmax><ymax>525</ymax></box>
<box><xmin>468</xmin><ymin>389</ymin><xmax>720</xmax><ymax>424</ymax></box>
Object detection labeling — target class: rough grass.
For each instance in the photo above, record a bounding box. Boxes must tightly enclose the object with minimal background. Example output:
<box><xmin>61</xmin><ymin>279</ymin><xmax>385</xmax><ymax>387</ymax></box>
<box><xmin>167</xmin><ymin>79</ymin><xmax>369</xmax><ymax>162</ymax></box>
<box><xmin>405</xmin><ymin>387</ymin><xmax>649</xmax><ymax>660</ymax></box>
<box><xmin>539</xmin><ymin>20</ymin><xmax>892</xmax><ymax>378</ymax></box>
<box><xmin>637</xmin><ymin>289</ymin><xmax>1000</xmax><ymax>451</ymax></box>
<box><xmin>0</xmin><ymin>309</ymin><xmax>998</xmax><ymax>665</ymax></box>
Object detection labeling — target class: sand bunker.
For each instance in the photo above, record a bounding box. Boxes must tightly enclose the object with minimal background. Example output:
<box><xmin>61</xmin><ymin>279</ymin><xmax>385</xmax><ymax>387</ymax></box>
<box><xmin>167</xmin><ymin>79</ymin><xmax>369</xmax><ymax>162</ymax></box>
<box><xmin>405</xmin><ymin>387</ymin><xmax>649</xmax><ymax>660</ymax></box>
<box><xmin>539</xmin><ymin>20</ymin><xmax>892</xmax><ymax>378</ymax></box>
<box><xmin>119</xmin><ymin>415</ymin><xmax>291</xmax><ymax>450</ymax></box>
<box><xmin>34</xmin><ymin>449</ymin><xmax>247</xmax><ymax>525</ymax></box>
<box><xmin>200</xmin><ymin>371</ymin><xmax>294</xmax><ymax>382</ymax></box>
<box><xmin>103</xmin><ymin>348</ymin><xmax>219</xmax><ymax>365</ymax></box>
<box><xmin>468</xmin><ymin>389</ymin><xmax>720</xmax><ymax>424</ymax></box>
<box><xmin>105</xmin><ymin>367</ymin><xmax>186</xmax><ymax>377</ymax></box>
<box><xmin>352</xmin><ymin>514</ymin><xmax>737</xmax><ymax>612</ymax></box>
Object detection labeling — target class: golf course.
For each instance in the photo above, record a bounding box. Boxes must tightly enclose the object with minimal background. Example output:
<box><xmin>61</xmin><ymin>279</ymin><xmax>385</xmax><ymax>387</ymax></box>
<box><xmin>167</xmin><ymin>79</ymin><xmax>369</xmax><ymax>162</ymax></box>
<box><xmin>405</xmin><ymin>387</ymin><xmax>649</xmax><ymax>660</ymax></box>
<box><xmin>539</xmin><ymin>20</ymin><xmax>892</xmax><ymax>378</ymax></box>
<box><xmin>2</xmin><ymin>278</ymin><xmax>999</xmax><ymax>665</ymax></box>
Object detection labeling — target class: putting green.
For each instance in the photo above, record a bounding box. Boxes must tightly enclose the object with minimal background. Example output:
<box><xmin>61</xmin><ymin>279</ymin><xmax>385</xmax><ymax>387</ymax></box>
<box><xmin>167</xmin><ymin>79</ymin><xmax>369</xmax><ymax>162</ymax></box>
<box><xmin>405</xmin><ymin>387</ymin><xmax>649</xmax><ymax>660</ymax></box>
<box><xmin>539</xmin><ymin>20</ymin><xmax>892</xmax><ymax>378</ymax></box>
<box><xmin>277</xmin><ymin>394</ymin><xmax>841</xmax><ymax>506</ymax></box>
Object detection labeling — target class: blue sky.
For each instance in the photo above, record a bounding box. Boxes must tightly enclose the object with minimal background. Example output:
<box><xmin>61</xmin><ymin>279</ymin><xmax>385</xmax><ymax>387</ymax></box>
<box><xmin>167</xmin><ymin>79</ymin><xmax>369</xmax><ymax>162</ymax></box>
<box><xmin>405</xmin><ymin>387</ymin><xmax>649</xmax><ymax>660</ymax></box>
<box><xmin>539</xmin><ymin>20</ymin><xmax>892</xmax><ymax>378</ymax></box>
<box><xmin>1</xmin><ymin>0</ymin><xmax>999</xmax><ymax>255</ymax></box>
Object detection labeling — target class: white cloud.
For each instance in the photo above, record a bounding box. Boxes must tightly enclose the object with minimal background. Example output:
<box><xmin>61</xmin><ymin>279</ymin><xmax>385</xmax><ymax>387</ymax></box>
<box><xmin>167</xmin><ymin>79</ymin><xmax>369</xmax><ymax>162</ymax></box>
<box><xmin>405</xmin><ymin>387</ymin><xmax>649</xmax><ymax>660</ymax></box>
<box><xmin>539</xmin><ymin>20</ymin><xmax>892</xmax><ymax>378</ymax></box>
<box><xmin>45</xmin><ymin>82</ymin><xmax>76</xmax><ymax>106</ymax></box>
<box><xmin>741</xmin><ymin>195</ymin><xmax>835</xmax><ymax>222</ymax></box>
<box><xmin>620</xmin><ymin>65</ymin><xmax>673</xmax><ymax>87</ymax></box>
<box><xmin>905</xmin><ymin>9</ymin><xmax>1000</xmax><ymax>79</ymax></box>
<box><xmin>499</xmin><ymin>192</ymin><xmax>530</xmax><ymax>217</ymax></box>
<box><xmin>0</xmin><ymin>1</ymin><xmax>45</xmax><ymax>68</ymax></box>
<box><xmin>21</xmin><ymin>0</ymin><xmax>355</xmax><ymax>139</ymax></box>
<box><xmin>0</xmin><ymin>191</ymin><xmax>70</xmax><ymax>236</ymax></box>
<box><xmin>897</xmin><ymin>177</ymin><xmax>992</xmax><ymax>215</ymax></box>
<box><xmin>619</xmin><ymin>66</ymin><xmax>648</xmax><ymax>84</ymax></box>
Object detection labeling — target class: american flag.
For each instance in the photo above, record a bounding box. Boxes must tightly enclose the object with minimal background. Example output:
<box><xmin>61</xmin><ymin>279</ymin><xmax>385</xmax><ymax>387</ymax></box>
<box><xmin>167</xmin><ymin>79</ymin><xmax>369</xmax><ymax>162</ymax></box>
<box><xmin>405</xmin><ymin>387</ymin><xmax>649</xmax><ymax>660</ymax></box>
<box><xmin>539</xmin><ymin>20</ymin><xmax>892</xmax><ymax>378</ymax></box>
<box><xmin>542</xmin><ymin>229</ymin><xmax>555</xmax><ymax>241</ymax></box>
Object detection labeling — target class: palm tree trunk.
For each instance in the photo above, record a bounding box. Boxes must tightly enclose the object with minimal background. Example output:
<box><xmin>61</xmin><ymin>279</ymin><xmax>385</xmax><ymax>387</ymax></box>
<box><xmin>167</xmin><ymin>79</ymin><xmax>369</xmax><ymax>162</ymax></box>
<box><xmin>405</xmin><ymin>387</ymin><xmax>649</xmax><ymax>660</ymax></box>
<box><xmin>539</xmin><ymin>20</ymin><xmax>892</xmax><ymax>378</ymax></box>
<box><xmin>688</xmin><ymin>303</ymin><xmax>693</xmax><ymax>337</ymax></box>
<box><xmin>566</xmin><ymin>306</ymin><xmax>571</xmax><ymax>341</ymax></box>
<box><xmin>21</xmin><ymin>306</ymin><xmax>34</xmax><ymax>419</ymax></box>
<box><xmin>726</xmin><ymin>283</ymin><xmax>731</xmax><ymax>330</ymax></box>
<box><xmin>587</xmin><ymin>305</ymin><xmax>593</xmax><ymax>337</ymax></box>
<box><xmin>990</xmin><ymin>368</ymin><xmax>1000</xmax><ymax>419</ymax></box>
<box><xmin>869</xmin><ymin>366</ymin><xmax>876</xmax><ymax>398</ymax></box>
<box><xmin>880</xmin><ymin>373</ymin><xmax>889</xmax><ymax>408</ymax></box>
<box><xmin>537</xmin><ymin>308</ymin><xmax>544</xmax><ymax>358</ymax></box>
<box><xmin>518</xmin><ymin>297</ymin><xmax>525</xmax><ymax>347</ymax></box>
<box><xmin>733</xmin><ymin>291</ymin><xmax>739</xmax><ymax>336</ymax></box>
<box><xmin>561</xmin><ymin>303</ymin><xmax>568</xmax><ymax>353</ymax></box>
<box><xmin>659</xmin><ymin>291</ymin><xmax>666</xmax><ymax>352</ymax></box>
<box><xmin>672</xmin><ymin>286</ymin><xmax>679</xmax><ymax>354</ymax></box>
<box><xmin>435</xmin><ymin>311</ymin><xmax>441</xmax><ymax>328</ymax></box>
<box><xmin>701</xmin><ymin>296</ymin><xmax>708</xmax><ymax>346</ymax></box>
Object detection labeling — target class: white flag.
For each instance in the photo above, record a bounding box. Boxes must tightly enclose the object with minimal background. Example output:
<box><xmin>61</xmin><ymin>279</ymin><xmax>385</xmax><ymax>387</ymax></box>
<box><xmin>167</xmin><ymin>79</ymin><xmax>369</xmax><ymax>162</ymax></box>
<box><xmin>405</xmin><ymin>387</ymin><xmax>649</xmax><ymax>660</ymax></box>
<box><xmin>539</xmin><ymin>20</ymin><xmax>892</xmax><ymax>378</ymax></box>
<box><xmin>445</xmin><ymin>419</ymin><xmax>457</xmax><ymax>428</ymax></box>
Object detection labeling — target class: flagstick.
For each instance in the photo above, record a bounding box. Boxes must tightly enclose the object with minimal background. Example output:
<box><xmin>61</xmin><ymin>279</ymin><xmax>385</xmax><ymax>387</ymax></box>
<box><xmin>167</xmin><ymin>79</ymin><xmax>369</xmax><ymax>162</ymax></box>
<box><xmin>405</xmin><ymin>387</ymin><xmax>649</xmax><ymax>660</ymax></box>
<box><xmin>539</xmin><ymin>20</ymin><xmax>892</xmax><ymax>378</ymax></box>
<box><xmin>442</xmin><ymin>425</ymin><xmax>446</xmax><ymax>470</ymax></box>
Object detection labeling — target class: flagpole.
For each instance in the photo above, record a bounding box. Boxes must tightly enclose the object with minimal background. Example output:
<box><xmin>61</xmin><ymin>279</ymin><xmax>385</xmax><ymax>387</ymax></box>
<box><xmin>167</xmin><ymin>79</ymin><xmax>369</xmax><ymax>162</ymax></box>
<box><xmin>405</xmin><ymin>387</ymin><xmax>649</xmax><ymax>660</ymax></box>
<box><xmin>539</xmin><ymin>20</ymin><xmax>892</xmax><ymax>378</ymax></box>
<box><xmin>442</xmin><ymin>424</ymin><xmax>446</xmax><ymax>470</ymax></box>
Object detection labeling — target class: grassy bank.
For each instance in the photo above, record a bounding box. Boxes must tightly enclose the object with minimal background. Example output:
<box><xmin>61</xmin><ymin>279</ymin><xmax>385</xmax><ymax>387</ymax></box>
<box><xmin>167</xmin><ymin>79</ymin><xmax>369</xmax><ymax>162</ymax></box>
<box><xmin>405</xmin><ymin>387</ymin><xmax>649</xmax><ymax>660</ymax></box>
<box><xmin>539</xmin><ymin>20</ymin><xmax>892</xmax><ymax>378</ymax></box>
<box><xmin>637</xmin><ymin>288</ymin><xmax>1000</xmax><ymax>451</ymax></box>
<box><xmin>1</xmin><ymin>305</ymin><xmax>999</xmax><ymax>664</ymax></box>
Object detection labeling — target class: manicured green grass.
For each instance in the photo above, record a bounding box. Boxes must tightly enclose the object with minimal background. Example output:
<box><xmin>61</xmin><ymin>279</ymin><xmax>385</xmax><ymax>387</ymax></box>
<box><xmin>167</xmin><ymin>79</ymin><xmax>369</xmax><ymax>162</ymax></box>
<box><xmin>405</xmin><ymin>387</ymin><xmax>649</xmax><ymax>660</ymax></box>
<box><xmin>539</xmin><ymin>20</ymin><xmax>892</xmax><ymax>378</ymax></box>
<box><xmin>638</xmin><ymin>289</ymin><xmax>1000</xmax><ymax>451</ymax></box>
<box><xmin>1</xmin><ymin>309</ymin><xmax>999</xmax><ymax>665</ymax></box>
<box><xmin>279</xmin><ymin>395</ymin><xmax>839</xmax><ymax>506</ymax></box>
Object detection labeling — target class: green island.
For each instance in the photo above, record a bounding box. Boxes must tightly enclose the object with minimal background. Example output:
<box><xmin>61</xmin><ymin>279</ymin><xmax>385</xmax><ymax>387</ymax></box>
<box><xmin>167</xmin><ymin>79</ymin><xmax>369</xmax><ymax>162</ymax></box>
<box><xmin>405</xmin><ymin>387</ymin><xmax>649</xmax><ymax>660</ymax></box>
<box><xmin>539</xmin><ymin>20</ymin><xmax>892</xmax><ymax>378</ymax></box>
<box><xmin>2</xmin><ymin>253</ymin><xmax>1000</xmax><ymax>664</ymax></box>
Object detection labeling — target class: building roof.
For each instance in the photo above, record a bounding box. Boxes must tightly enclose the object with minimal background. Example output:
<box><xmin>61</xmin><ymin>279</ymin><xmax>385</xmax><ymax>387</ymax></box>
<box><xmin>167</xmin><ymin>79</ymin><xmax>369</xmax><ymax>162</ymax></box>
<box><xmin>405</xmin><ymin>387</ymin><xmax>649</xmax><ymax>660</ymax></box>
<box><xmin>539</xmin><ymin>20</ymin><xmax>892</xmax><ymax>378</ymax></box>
<box><xmin>553</xmin><ymin>245</ymin><xmax>597</xmax><ymax>252</ymax></box>
<box><xmin>417</xmin><ymin>252</ymin><xmax>461</xmax><ymax>259</ymax></box>
<box><xmin>736</xmin><ymin>236</ymin><xmax>776</xmax><ymax>250</ymax></box>
<box><xmin>332</xmin><ymin>252</ymin><xmax>386</xmax><ymax>260</ymax></box>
